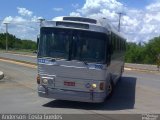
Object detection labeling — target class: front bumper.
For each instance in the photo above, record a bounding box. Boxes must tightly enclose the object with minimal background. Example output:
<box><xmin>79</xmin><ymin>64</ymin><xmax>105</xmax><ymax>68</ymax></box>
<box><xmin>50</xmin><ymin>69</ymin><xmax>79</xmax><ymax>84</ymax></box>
<box><xmin>38</xmin><ymin>85</ymin><xmax>106</xmax><ymax>103</ymax></box>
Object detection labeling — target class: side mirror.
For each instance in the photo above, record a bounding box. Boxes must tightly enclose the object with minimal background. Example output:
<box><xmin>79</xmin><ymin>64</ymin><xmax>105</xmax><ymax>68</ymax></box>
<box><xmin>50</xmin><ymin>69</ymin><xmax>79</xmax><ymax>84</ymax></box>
<box><xmin>37</xmin><ymin>35</ymin><xmax>40</xmax><ymax>50</ymax></box>
<box><xmin>36</xmin><ymin>35</ymin><xmax>40</xmax><ymax>55</ymax></box>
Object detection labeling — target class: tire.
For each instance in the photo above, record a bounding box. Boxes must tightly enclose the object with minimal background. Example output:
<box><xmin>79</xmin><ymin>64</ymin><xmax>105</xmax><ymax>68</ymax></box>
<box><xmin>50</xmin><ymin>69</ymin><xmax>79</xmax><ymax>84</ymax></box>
<box><xmin>119</xmin><ymin>67</ymin><xmax>123</xmax><ymax>81</ymax></box>
<box><xmin>119</xmin><ymin>75</ymin><xmax>122</xmax><ymax>81</ymax></box>
<box><xmin>106</xmin><ymin>80</ymin><xmax>114</xmax><ymax>99</ymax></box>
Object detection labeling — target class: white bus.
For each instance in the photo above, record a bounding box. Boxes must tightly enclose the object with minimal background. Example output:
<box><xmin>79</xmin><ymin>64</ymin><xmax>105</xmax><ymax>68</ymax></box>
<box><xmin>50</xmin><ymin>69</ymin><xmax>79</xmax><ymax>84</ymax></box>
<box><xmin>37</xmin><ymin>16</ymin><xmax>126</xmax><ymax>103</ymax></box>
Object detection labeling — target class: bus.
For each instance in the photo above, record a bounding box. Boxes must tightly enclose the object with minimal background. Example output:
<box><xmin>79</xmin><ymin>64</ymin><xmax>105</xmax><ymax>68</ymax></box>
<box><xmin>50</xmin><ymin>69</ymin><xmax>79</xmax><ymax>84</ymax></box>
<box><xmin>37</xmin><ymin>16</ymin><xmax>126</xmax><ymax>103</ymax></box>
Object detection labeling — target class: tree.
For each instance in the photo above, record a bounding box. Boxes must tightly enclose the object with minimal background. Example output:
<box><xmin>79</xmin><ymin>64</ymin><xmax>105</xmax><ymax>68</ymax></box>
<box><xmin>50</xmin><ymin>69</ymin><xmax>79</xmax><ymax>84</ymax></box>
<box><xmin>0</xmin><ymin>33</ymin><xmax>36</xmax><ymax>50</ymax></box>
<box><xmin>145</xmin><ymin>37</ymin><xmax>160</xmax><ymax>64</ymax></box>
<box><xmin>125</xmin><ymin>36</ymin><xmax>160</xmax><ymax>65</ymax></box>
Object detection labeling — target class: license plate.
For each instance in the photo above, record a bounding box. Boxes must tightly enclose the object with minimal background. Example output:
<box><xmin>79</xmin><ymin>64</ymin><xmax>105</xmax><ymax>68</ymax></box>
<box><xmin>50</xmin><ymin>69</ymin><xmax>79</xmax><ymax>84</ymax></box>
<box><xmin>64</xmin><ymin>81</ymin><xmax>75</xmax><ymax>86</ymax></box>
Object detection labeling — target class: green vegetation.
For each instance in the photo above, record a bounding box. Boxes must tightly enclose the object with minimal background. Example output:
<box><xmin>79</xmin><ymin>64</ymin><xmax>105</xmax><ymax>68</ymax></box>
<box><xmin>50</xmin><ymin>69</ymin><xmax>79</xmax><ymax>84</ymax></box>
<box><xmin>0</xmin><ymin>33</ymin><xmax>36</xmax><ymax>50</ymax></box>
<box><xmin>125</xmin><ymin>36</ymin><xmax>160</xmax><ymax>65</ymax></box>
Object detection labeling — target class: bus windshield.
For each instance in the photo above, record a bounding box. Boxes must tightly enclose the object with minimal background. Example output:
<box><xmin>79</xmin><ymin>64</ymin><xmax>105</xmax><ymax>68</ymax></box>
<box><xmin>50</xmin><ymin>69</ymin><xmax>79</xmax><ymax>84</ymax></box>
<box><xmin>38</xmin><ymin>27</ymin><xmax>106</xmax><ymax>63</ymax></box>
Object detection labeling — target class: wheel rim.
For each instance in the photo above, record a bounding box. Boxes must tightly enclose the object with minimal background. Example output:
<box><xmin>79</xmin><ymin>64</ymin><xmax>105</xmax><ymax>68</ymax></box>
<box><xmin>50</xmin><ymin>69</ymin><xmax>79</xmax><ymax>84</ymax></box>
<box><xmin>108</xmin><ymin>83</ymin><xmax>112</xmax><ymax>94</ymax></box>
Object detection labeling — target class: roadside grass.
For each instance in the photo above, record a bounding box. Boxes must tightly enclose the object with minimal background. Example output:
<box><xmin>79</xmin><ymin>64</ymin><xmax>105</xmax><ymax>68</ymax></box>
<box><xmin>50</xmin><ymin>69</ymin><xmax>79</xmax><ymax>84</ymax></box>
<box><xmin>0</xmin><ymin>49</ymin><xmax>37</xmax><ymax>56</ymax></box>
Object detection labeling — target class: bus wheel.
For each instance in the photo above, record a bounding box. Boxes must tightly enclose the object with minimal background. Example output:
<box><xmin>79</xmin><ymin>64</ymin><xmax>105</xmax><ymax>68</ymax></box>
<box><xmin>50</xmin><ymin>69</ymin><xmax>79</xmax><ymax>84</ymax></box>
<box><xmin>119</xmin><ymin>67</ymin><xmax>123</xmax><ymax>81</ymax></box>
<box><xmin>107</xmin><ymin>81</ymin><xmax>114</xmax><ymax>99</ymax></box>
<box><xmin>119</xmin><ymin>75</ymin><xmax>122</xmax><ymax>81</ymax></box>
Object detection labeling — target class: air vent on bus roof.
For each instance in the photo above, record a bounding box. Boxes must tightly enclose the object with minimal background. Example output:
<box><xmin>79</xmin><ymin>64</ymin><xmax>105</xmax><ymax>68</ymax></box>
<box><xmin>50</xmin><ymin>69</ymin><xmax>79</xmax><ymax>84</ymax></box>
<box><xmin>56</xmin><ymin>21</ymin><xmax>89</xmax><ymax>29</ymax></box>
<box><xmin>63</xmin><ymin>17</ymin><xmax>97</xmax><ymax>24</ymax></box>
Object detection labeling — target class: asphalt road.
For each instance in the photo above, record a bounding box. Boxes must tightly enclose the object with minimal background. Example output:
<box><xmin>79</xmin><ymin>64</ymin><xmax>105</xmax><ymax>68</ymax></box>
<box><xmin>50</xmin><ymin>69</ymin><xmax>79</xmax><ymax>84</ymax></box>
<box><xmin>0</xmin><ymin>59</ymin><xmax>160</xmax><ymax>120</ymax></box>
<box><xmin>0</xmin><ymin>52</ymin><xmax>37</xmax><ymax>64</ymax></box>
<box><xmin>0</xmin><ymin>52</ymin><xmax>159</xmax><ymax>71</ymax></box>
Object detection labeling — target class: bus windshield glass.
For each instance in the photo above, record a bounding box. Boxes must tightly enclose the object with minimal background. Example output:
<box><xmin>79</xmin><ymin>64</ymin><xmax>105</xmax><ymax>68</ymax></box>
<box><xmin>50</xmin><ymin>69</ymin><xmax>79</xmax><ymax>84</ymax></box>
<box><xmin>38</xmin><ymin>27</ymin><xmax>106</xmax><ymax>63</ymax></box>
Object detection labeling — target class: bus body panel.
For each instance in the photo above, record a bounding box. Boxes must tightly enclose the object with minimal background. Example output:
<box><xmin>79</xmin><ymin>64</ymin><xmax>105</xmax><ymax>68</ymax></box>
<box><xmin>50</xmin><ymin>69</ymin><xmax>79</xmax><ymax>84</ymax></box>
<box><xmin>37</xmin><ymin>60</ymin><xmax>109</xmax><ymax>103</ymax></box>
<box><xmin>38</xmin><ymin>85</ymin><xmax>107</xmax><ymax>103</ymax></box>
<box><xmin>37</xmin><ymin>16</ymin><xmax>126</xmax><ymax>103</ymax></box>
<box><xmin>37</xmin><ymin>57</ymin><xmax>124</xmax><ymax>102</ymax></box>
<box><xmin>38</xmin><ymin>60</ymin><xmax>107</xmax><ymax>92</ymax></box>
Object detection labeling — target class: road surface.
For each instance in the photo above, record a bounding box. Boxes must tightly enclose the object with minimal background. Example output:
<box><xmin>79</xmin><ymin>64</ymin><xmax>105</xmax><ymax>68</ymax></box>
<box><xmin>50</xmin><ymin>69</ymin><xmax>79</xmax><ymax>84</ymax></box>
<box><xmin>0</xmin><ymin>52</ymin><xmax>37</xmax><ymax>64</ymax></box>
<box><xmin>0</xmin><ymin>52</ymin><xmax>159</xmax><ymax>71</ymax></box>
<box><xmin>0</xmin><ymin>59</ymin><xmax>160</xmax><ymax>120</ymax></box>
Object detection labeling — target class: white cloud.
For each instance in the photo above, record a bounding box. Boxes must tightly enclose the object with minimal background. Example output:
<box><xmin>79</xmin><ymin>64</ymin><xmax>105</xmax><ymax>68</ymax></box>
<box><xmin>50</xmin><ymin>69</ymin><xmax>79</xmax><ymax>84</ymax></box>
<box><xmin>70</xmin><ymin>12</ymin><xmax>81</xmax><ymax>17</ymax></box>
<box><xmin>69</xmin><ymin>0</ymin><xmax>160</xmax><ymax>43</ymax></box>
<box><xmin>31</xmin><ymin>16</ymin><xmax>39</xmax><ymax>22</ymax></box>
<box><xmin>0</xmin><ymin>8</ymin><xmax>40</xmax><ymax>41</ymax></box>
<box><xmin>72</xmin><ymin>3</ymin><xmax>79</xmax><ymax>8</ymax></box>
<box><xmin>2</xmin><ymin>16</ymin><xmax>13</xmax><ymax>23</ymax></box>
<box><xmin>146</xmin><ymin>2</ymin><xmax>160</xmax><ymax>12</ymax></box>
<box><xmin>1</xmin><ymin>0</ymin><xmax>160</xmax><ymax>43</ymax></box>
<box><xmin>17</xmin><ymin>7</ymin><xmax>33</xmax><ymax>17</ymax></box>
<box><xmin>31</xmin><ymin>16</ymin><xmax>45</xmax><ymax>22</ymax></box>
<box><xmin>78</xmin><ymin>0</ymin><xmax>124</xmax><ymax>16</ymax></box>
<box><xmin>53</xmin><ymin>8</ymin><xmax>63</xmax><ymax>12</ymax></box>
<box><xmin>1</xmin><ymin>17</ymin><xmax>39</xmax><ymax>40</ymax></box>
<box><xmin>140</xmin><ymin>24</ymin><xmax>155</xmax><ymax>34</ymax></box>
<box><xmin>2</xmin><ymin>16</ymin><xmax>27</xmax><ymax>25</ymax></box>
<box><xmin>52</xmin><ymin>16</ymin><xmax>64</xmax><ymax>21</ymax></box>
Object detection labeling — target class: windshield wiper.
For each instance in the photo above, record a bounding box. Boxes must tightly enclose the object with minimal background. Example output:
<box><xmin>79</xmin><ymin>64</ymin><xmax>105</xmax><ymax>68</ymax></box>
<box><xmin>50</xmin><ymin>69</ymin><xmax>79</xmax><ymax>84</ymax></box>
<box><xmin>82</xmin><ymin>60</ymin><xmax>88</xmax><ymax>65</ymax></box>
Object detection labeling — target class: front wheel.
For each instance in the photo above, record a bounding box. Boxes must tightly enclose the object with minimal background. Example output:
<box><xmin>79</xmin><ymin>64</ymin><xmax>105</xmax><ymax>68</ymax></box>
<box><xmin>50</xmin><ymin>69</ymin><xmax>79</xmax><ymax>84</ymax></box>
<box><xmin>106</xmin><ymin>81</ymin><xmax>114</xmax><ymax>99</ymax></box>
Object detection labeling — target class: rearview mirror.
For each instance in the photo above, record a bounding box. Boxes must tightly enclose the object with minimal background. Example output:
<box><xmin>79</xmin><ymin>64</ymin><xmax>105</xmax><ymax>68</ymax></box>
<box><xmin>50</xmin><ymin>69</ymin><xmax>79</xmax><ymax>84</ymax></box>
<box><xmin>37</xmin><ymin>35</ymin><xmax>40</xmax><ymax>50</ymax></box>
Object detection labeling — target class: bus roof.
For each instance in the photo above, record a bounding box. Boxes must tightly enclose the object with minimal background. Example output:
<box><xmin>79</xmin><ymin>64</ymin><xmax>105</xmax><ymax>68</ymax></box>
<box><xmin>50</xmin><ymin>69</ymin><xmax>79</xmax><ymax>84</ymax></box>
<box><xmin>42</xmin><ymin>16</ymin><xmax>126</xmax><ymax>40</ymax></box>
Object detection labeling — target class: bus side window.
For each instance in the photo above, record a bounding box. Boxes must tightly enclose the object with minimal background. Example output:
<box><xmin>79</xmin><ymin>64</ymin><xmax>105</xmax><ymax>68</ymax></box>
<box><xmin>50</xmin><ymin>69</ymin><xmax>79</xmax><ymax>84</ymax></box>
<box><xmin>106</xmin><ymin>36</ymin><xmax>111</xmax><ymax>65</ymax></box>
<box><xmin>120</xmin><ymin>38</ymin><xmax>122</xmax><ymax>51</ymax></box>
<box><xmin>111</xmin><ymin>34</ymin><xmax>114</xmax><ymax>53</ymax></box>
<box><xmin>111</xmin><ymin>33</ymin><xmax>115</xmax><ymax>54</ymax></box>
<box><xmin>118</xmin><ymin>37</ymin><xmax>120</xmax><ymax>51</ymax></box>
<box><xmin>115</xmin><ymin>36</ymin><xmax>118</xmax><ymax>51</ymax></box>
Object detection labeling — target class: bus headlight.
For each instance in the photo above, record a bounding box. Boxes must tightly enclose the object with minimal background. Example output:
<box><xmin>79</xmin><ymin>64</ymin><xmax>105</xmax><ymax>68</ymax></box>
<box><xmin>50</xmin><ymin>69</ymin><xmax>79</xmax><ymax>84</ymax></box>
<box><xmin>92</xmin><ymin>83</ymin><xmax>97</xmax><ymax>89</ymax></box>
<box><xmin>42</xmin><ymin>79</ymin><xmax>48</xmax><ymax>85</ymax></box>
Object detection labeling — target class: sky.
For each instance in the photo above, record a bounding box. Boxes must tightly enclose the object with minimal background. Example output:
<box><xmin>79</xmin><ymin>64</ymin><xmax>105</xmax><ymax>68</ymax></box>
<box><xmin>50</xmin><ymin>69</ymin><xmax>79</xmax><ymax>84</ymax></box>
<box><xmin>0</xmin><ymin>0</ymin><xmax>160</xmax><ymax>42</ymax></box>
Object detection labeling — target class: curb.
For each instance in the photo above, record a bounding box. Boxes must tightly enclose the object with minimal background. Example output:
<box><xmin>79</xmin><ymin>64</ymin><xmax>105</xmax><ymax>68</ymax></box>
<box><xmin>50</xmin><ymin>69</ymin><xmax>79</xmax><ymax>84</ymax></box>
<box><xmin>124</xmin><ymin>67</ymin><xmax>160</xmax><ymax>74</ymax></box>
<box><xmin>124</xmin><ymin>65</ymin><xmax>159</xmax><ymax>72</ymax></box>
<box><xmin>0</xmin><ymin>71</ymin><xmax>4</xmax><ymax>80</ymax></box>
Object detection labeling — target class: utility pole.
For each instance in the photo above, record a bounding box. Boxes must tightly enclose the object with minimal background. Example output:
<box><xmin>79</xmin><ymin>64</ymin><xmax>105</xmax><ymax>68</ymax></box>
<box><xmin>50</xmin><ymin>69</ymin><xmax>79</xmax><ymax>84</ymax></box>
<box><xmin>117</xmin><ymin>12</ymin><xmax>125</xmax><ymax>32</ymax></box>
<box><xmin>3</xmin><ymin>22</ymin><xmax>9</xmax><ymax>51</ymax></box>
<box><xmin>38</xmin><ymin>18</ymin><xmax>45</xmax><ymax>29</ymax></box>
